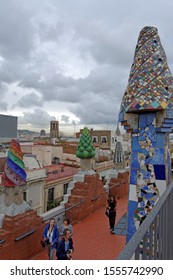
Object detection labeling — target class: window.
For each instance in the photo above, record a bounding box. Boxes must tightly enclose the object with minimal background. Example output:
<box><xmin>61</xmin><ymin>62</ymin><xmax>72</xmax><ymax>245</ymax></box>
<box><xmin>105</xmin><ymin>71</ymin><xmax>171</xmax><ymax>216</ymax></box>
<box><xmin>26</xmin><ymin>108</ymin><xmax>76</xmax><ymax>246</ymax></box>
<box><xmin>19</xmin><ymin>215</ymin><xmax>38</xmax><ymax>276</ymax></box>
<box><xmin>92</xmin><ymin>136</ymin><xmax>98</xmax><ymax>143</ymax></box>
<box><xmin>101</xmin><ymin>136</ymin><xmax>107</xmax><ymax>143</ymax></box>
<box><xmin>23</xmin><ymin>191</ymin><xmax>27</xmax><ymax>202</ymax></box>
<box><xmin>48</xmin><ymin>188</ymin><xmax>54</xmax><ymax>202</ymax></box>
<box><xmin>102</xmin><ymin>176</ymin><xmax>105</xmax><ymax>182</ymax></box>
<box><xmin>64</xmin><ymin>183</ymin><xmax>69</xmax><ymax>195</ymax></box>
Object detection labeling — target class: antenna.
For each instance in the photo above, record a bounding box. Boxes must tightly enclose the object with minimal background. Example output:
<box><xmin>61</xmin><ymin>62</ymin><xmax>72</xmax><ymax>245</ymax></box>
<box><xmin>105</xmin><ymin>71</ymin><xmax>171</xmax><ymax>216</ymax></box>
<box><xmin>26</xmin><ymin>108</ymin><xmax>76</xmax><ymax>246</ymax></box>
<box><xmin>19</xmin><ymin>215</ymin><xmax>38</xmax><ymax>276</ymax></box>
<box><xmin>72</xmin><ymin>121</ymin><xmax>76</xmax><ymax>137</ymax></box>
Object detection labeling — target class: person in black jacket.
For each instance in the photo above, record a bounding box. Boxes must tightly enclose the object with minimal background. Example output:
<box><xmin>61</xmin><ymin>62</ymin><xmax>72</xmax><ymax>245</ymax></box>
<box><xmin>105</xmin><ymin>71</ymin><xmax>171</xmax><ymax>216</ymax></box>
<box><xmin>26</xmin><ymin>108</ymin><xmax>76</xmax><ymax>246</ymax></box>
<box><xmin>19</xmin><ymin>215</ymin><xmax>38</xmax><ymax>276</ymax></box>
<box><xmin>107</xmin><ymin>195</ymin><xmax>117</xmax><ymax>234</ymax></box>
<box><xmin>56</xmin><ymin>228</ymin><xmax>74</xmax><ymax>260</ymax></box>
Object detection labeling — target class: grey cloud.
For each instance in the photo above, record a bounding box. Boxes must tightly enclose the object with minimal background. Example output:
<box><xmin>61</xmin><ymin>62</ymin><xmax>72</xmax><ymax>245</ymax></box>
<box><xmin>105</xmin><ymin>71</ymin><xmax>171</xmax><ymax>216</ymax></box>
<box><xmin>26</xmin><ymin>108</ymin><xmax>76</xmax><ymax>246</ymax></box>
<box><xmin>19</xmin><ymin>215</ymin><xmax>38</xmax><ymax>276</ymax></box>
<box><xmin>0</xmin><ymin>82</ymin><xmax>8</xmax><ymax>98</ymax></box>
<box><xmin>0</xmin><ymin>59</ymin><xmax>26</xmax><ymax>86</ymax></box>
<box><xmin>61</xmin><ymin>115</ymin><xmax>70</xmax><ymax>123</ymax></box>
<box><xmin>0</xmin><ymin>0</ymin><xmax>35</xmax><ymax>59</ymax></box>
<box><xmin>74</xmin><ymin>20</ymin><xmax>135</xmax><ymax>67</ymax></box>
<box><xmin>78</xmin><ymin>64</ymin><xmax>127</xmax><ymax>97</ymax></box>
<box><xmin>32</xmin><ymin>14</ymin><xmax>65</xmax><ymax>43</ymax></box>
<box><xmin>11</xmin><ymin>93</ymin><xmax>44</xmax><ymax>109</ymax></box>
<box><xmin>69</xmin><ymin>92</ymin><xmax>119</xmax><ymax>125</ymax></box>
<box><xmin>19</xmin><ymin>64</ymin><xmax>127</xmax><ymax>105</ymax></box>
<box><xmin>0</xmin><ymin>101</ymin><xmax>8</xmax><ymax>112</ymax></box>
<box><xmin>19</xmin><ymin>108</ymin><xmax>51</xmax><ymax>129</ymax></box>
<box><xmin>18</xmin><ymin>72</ymin><xmax>42</xmax><ymax>89</ymax></box>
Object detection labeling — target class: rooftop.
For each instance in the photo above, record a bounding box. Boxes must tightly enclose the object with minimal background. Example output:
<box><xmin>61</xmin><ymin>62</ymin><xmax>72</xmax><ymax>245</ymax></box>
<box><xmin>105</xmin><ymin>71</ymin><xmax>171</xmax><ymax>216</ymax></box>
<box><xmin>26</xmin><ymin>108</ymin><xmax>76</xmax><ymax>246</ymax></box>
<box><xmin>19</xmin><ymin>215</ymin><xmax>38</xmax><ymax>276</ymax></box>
<box><xmin>32</xmin><ymin>194</ymin><xmax>128</xmax><ymax>260</ymax></box>
<box><xmin>45</xmin><ymin>164</ymin><xmax>79</xmax><ymax>182</ymax></box>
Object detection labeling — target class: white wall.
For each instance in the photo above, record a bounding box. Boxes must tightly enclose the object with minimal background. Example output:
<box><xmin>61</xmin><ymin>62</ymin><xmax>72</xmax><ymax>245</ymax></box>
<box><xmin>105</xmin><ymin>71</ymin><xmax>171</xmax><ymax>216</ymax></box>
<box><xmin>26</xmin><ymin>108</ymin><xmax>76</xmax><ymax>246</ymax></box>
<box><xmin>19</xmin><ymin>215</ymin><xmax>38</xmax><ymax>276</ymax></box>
<box><xmin>52</xmin><ymin>146</ymin><xmax>63</xmax><ymax>162</ymax></box>
<box><xmin>21</xmin><ymin>144</ymin><xmax>64</xmax><ymax>167</ymax></box>
<box><xmin>26</xmin><ymin>168</ymin><xmax>46</xmax><ymax>215</ymax></box>
<box><xmin>23</xmin><ymin>155</ymin><xmax>40</xmax><ymax>170</ymax></box>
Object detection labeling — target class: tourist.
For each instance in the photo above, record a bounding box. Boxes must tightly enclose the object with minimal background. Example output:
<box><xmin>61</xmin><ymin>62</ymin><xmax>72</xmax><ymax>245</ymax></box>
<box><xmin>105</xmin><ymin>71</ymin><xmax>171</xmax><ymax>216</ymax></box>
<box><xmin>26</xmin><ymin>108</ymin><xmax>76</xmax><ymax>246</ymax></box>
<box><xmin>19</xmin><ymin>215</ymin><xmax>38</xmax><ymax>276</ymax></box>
<box><xmin>42</xmin><ymin>218</ymin><xmax>59</xmax><ymax>260</ymax></box>
<box><xmin>107</xmin><ymin>195</ymin><xmax>117</xmax><ymax>233</ymax></box>
<box><xmin>56</xmin><ymin>228</ymin><xmax>74</xmax><ymax>260</ymax></box>
<box><xmin>59</xmin><ymin>217</ymin><xmax>73</xmax><ymax>237</ymax></box>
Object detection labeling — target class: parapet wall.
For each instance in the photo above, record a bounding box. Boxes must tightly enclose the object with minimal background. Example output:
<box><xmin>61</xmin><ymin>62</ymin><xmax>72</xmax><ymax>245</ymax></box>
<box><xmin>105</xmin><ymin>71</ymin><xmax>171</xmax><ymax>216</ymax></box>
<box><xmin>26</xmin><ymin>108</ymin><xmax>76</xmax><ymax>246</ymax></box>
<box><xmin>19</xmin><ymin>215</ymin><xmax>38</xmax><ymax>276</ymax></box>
<box><xmin>65</xmin><ymin>171</ymin><xmax>129</xmax><ymax>223</ymax></box>
<box><xmin>0</xmin><ymin>210</ymin><xmax>44</xmax><ymax>260</ymax></box>
<box><xmin>65</xmin><ymin>173</ymin><xmax>107</xmax><ymax>223</ymax></box>
<box><xmin>109</xmin><ymin>171</ymin><xmax>129</xmax><ymax>198</ymax></box>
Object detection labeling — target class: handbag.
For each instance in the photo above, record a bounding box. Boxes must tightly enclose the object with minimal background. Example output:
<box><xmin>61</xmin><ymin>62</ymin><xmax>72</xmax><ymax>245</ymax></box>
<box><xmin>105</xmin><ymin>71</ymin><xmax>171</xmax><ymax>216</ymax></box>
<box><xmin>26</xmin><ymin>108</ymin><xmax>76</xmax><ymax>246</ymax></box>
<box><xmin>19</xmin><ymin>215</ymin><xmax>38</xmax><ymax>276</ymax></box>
<box><xmin>40</xmin><ymin>239</ymin><xmax>46</xmax><ymax>248</ymax></box>
<box><xmin>105</xmin><ymin>208</ymin><xmax>109</xmax><ymax>218</ymax></box>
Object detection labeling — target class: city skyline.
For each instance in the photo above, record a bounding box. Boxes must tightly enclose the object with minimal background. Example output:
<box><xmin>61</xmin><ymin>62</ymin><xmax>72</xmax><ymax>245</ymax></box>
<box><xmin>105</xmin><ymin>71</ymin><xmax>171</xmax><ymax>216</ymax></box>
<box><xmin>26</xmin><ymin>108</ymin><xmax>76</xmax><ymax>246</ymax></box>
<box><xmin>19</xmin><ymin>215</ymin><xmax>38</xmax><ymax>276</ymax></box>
<box><xmin>0</xmin><ymin>1</ymin><xmax>173</xmax><ymax>133</ymax></box>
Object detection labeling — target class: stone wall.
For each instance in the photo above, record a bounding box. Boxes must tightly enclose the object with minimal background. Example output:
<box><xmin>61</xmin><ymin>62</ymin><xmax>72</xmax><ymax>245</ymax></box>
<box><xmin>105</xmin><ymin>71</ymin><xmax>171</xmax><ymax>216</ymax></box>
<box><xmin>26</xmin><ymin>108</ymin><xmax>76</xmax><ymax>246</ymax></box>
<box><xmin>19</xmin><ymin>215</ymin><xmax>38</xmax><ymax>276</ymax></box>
<box><xmin>0</xmin><ymin>210</ymin><xmax>44</xmax><ymax>260</ymax></box>
<box><xmin>65</xmin><ymin>174</ymin><xmax>107</xmax><ymax>223</ymax></box>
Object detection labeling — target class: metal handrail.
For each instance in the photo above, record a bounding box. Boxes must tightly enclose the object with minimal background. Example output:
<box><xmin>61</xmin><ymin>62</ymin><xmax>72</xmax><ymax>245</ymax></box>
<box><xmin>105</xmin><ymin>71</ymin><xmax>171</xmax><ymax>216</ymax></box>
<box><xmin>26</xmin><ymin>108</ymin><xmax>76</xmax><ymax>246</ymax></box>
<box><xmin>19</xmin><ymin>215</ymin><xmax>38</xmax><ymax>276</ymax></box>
<box><xmin>117</xmin><ymin>180</ymin><xmax>173</xmax><ymax>260</ymax></box>
<box><xmin>15</xmin><ymin>229</ymin><xmax>36</xmax><ymax>241</ymax></box>
<box><xmin>109</xmin><ymin>181</ymin><xmax>127</xmax><ymax>190</ymax></box>
<box><xmin>43</xmin><ymin>200</ymin><xmax>84</xmax><ymax>222</ymax></box>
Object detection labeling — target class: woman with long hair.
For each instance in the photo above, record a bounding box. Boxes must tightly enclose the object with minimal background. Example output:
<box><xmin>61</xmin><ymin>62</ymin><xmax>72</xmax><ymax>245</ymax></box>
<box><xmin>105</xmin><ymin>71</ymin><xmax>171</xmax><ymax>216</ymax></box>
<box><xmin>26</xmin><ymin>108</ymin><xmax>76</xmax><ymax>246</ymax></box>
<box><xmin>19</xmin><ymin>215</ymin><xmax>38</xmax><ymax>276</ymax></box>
<box><xmin>43</xmin><ymin>218</ymin><xmax>59</xmax><ymax>259</ymax></box>
<box><xmin>107</xmin><ymin>195</ymin><xmax>117</xmax><ymax>234</ymax></box>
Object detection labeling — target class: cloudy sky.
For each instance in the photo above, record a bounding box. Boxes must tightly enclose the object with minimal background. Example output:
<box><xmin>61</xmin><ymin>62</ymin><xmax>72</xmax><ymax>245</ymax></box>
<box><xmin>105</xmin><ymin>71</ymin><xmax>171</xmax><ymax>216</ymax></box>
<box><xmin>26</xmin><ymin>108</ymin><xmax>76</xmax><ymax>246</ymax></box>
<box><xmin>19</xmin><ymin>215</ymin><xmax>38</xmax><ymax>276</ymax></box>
<box><xmin>0</xmin><ymin>0</ymin><xmax>173</xmax><ymax>135</ymax></box>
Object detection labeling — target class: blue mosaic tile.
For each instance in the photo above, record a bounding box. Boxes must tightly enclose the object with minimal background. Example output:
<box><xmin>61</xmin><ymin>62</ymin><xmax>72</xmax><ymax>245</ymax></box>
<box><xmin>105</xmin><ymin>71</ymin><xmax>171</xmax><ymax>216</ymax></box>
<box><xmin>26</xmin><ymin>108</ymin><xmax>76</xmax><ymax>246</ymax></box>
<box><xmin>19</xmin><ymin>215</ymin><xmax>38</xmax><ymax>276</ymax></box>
<box><xmin>147</xmin><ymin>113</ymin><xmax>156</xmax><ymax>125</ymax></box>
<box><xmin>132</xmin><ymin>136</ymin><xmax>142</xmax><ymax>152</ymax></box>
<box><xmin>151</xmin><ymin>101</ymin><xmax>159</xmax><ymax>108</ymax></box>
<box><xmin>161</xmin><ymin>127</ymin><xmax>172</xmax><ymax>133</ymax></box>
<box><xmin>156</xmin><ymin>133</ymin><xmax>165</xmax><ymax>148</ymax></box>
<box><xmin>130</xmin><ymin>169</ymin><xmax>137</xmax><ymax>184</ymax></box>
<box><xmin>131</xmin><ymin>153</ymin><xmax>140</xmax><ymax>168</ymax></box>
<box><xmin>163</xmin><ymin>123</ymin><xmax>173</xmax><ymax>128</ymax></box>
<box><xmin>166</xmin><ymin>109</ymin><xmax>173</xmax><ymax>118</ymax></box>
<box><xmin>139</xmin><ymin>114</ymin><xmax>147</xmax><ymax>128</ymax></box>
<box><xmin>141</xmin><ymin>148</ymin><xmax>150</xmax><ymax>156</ymax></box>
<box><xmin>126</xmin><ymin>201</ymin><xmax>138</xmax><ymax>242</ymax></box>
<box><xmin>128</xmin><ymin>200</ymin><xmax>138</xmax><ymax>220</ymax></box>
<box><xmin>138</xmin><ymin>134</ymin><xmax>146</xmax><ymax>141</ymax></box>
<box><xmin>143</xmin><ymin>171</ymin><xmax>151</xmax><ymax>180</ymax></box>
<box><xmin>132</xmin><ymin>129</ymin><xmax>139</xmax><ymax>133</ymax></box>
<box><xmin>164</xmin><ymin>118</ymin><xmax>173</xmax><ymax>123</ymax></box>
<box><xmin>148</xmin><ymin>124</ymin><xmax>156</xmax><ymax>135</ymax></box>
<box><xmin>153</xmin><ymin>165</ymin><xmax>166</xmax><ymax>180</ymax></box>
<box><xmin>150</xmin><ymin>148</ymin><xmax>164</xmax><ymax>164</ymax></box>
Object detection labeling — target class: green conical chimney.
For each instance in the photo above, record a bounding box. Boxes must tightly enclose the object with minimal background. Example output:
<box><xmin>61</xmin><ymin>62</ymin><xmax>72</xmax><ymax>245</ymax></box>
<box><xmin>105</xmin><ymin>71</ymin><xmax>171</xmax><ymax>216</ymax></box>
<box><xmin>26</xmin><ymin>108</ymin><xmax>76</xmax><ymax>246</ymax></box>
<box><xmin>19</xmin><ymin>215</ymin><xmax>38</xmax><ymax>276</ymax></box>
<box><xmin>76</xmin><ymin>127</ymin><xmax>95</xmax><ymax>159</ymax></box>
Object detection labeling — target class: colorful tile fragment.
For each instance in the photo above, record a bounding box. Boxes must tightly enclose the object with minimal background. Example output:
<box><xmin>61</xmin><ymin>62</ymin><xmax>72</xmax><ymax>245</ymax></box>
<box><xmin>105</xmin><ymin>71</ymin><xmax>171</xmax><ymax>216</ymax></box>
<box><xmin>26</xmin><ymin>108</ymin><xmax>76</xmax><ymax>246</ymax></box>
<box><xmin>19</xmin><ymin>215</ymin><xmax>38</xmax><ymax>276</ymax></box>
<box><xmin>2</xmin><ymin>139</ymin><xmax>27</xmax><ymax>187</ymax></box>
<box><xmin>119</xmin><ymin>26</ymin><xmax>173</xmax><ymax>115</ymax></box>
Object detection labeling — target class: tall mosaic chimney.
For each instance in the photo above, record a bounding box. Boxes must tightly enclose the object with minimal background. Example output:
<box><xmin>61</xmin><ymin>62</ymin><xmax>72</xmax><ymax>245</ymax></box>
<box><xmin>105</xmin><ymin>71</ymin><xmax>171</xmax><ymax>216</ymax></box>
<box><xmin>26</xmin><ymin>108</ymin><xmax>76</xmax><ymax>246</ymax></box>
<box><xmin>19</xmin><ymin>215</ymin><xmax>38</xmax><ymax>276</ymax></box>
<box><xmin>119</xmin><ymin>26</ymin><xmax>173</xmax><ymax>242</ymax></box>
<box><xmin>0</xmin><ymin>139</ymin><xmax>31</xmax><ymax>216</ymax></box>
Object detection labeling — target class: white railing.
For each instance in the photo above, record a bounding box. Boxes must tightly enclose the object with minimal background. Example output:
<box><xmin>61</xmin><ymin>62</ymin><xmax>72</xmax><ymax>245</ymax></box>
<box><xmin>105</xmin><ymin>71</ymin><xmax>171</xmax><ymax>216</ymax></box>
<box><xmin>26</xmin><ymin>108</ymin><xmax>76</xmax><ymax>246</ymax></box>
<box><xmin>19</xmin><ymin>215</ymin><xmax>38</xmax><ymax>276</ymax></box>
<box><xmin>117</xmin><ymin>180</ymin><xmax>173</xmax><ymax>260</ymax></box>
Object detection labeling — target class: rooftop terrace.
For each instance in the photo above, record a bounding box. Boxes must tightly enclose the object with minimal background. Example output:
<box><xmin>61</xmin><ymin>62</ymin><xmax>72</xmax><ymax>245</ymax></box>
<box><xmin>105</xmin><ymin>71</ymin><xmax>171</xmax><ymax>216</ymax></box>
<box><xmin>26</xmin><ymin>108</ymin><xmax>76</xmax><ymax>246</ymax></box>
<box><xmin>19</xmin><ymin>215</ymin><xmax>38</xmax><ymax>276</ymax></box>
<box><xmin>32</xmin><ymin>195</ymin><xmax>128</xmax><ymax>260</ymax></box>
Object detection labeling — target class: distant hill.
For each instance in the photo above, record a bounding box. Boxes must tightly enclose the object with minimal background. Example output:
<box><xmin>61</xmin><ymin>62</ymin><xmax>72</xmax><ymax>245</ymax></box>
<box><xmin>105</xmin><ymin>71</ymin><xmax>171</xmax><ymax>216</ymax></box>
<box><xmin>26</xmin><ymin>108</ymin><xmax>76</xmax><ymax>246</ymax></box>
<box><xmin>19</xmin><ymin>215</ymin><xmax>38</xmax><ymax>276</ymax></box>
<box><xmin>17</xmin><ymin>129</ymin><xmax>39</xmax><ymax>135</ymax></box>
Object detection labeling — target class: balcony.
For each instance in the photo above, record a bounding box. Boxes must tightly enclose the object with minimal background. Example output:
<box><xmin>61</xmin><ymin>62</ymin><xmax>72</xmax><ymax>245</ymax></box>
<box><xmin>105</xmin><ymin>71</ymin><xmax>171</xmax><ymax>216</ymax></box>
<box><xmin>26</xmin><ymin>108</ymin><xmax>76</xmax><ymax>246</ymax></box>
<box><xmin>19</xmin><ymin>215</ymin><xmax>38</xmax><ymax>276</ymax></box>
<box><xmin>118</xmin><ymin>180</ymin><xmax>173</xmax><ymax>260</ymax></box>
